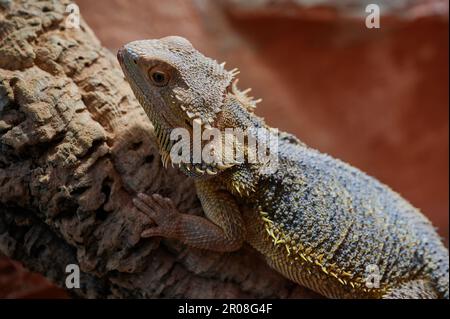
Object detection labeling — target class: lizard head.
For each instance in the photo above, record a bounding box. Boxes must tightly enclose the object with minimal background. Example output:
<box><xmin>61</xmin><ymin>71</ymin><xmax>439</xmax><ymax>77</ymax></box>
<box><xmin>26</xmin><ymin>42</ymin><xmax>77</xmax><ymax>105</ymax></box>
<box><xmin>118</xmin><ymin>36</ymin><xmax>238</xmax><ymax>177</ymax></box>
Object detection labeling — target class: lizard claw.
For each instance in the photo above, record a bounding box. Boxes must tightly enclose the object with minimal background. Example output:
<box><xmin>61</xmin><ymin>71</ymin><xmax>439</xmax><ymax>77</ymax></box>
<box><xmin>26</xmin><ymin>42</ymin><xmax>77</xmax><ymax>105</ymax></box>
<box><xmin>133</xmin><ymin>193</ymin><xmax>180</xmax><ymax>239</ymax></box>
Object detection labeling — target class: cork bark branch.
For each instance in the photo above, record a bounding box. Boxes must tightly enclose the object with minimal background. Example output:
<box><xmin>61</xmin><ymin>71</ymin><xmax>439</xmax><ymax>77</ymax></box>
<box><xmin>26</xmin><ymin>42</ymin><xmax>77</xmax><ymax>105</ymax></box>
<box><xmin>0</xmin><ymin>0</ymin><xmax>317</xmax><ymax>298</ymax></box>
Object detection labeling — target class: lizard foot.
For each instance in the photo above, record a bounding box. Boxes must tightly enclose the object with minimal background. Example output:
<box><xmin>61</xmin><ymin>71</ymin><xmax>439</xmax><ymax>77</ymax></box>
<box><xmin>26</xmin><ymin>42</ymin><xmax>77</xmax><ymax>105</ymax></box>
<box><xmin>133</xmin><ymin>193</ymin><xmax>180</xmax><ymax>238</ymax></box>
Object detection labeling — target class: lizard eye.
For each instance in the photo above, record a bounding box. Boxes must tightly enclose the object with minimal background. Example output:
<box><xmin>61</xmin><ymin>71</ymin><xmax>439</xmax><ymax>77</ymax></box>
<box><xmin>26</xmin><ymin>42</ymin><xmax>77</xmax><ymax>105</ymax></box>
<box><xmin>148</xmin><ymin>67</ymin><xmax>170</xmax><ymax>87</ymax></box>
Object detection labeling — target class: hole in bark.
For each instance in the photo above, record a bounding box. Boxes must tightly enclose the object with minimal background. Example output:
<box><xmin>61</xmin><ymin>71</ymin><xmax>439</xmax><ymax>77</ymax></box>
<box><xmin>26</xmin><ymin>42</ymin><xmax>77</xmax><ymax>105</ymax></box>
<box><xmin>101</xmin><ymin>179</ymin><xmax>112</xmax><ymax>200</ymax></box>
<box><xmin>131</xmin><ymin>141</ymin><xmax>143</xmax><ymax>151</ymax></box>
<box><xmin>144</xmin><ymin>154</ymin><xmax>154</xmax><ymax>163</ymax></box>
<box><xmin>81</xmin><ymin>138</ymin><xmax>103</xmax><ymax>159</ymax></box>
<box><xmin>98</xmin><ymin>177</ymin><xmax>113</xmax><ymax>221</ymax></box>
<box><xmin>96</xmin><ymin>206</ymin><xmax>108</xmax><ymax>221</ymax></box>
<box><xmin>71</xmin><ymin>185</ymin><xmax>90</xmax><ymax>196</ymax></box>
<box><xmin>56</xmin><ymin>196</ymin><xmax>79</xmax><ymax>219</ymax></box>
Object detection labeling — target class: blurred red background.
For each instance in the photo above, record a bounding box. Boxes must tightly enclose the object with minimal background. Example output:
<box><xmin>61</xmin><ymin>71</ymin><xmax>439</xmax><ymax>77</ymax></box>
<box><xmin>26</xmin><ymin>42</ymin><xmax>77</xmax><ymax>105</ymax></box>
<box><xmin>1</xmin><ymin>0</ymin><xmax>448</xmax><ymax>298</ymax></box>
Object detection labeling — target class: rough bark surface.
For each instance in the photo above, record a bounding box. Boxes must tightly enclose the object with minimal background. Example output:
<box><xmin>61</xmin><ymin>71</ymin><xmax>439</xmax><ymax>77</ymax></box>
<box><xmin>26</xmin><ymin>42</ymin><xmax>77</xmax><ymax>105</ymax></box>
<box><xmin>0</xmin><ymin>0</ymin><xmax>318</xmax><ymax>298</ymax></box>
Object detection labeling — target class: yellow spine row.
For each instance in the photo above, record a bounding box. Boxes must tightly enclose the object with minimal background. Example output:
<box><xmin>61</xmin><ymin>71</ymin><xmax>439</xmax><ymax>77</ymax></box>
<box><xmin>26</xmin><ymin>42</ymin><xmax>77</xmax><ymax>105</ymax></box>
<box><xmin>258</xmin><ymin>210</ymin><xmax>383</xmax><ymax>294</ymax></box>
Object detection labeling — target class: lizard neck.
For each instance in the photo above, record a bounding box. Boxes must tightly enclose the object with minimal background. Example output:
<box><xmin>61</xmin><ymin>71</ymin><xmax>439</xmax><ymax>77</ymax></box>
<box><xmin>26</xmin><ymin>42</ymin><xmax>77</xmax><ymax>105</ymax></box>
<box><xmin>212</xmin><ymin>93</ymin><xmax>271</xmax><ymax>198</ymax></box>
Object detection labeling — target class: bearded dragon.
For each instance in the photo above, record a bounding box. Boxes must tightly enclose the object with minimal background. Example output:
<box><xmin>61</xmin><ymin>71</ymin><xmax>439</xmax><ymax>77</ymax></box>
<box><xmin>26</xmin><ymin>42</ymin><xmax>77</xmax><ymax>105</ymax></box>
<box><xmin>117</xmin><ymin>36</ymin><xmax>449</xmax><ymax>299</ymax></box>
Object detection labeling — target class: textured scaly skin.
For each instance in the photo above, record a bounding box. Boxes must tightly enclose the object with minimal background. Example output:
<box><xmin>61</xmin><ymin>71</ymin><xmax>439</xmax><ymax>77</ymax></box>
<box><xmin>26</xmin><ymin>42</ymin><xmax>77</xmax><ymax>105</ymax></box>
<box><xmin>117</xmin><ymin>36</ymin><xmax>449</xmax><ymax>299</ymax></box>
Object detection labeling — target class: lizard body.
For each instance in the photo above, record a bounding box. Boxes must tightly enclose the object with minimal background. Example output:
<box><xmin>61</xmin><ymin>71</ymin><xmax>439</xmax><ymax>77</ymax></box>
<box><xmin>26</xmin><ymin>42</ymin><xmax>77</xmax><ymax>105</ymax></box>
<box><xmin>117</xmin><ymin>36</ymin><xmax>449</xmax><ymax>299</ymax></box>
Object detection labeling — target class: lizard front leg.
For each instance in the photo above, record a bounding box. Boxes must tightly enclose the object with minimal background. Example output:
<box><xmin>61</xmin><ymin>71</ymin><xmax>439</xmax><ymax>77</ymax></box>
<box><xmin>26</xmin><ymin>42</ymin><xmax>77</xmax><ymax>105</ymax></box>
<box><xmin>133</xmin><ymin>179</ymin><xmax>245</xmax><ymax>252</ymax></box>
